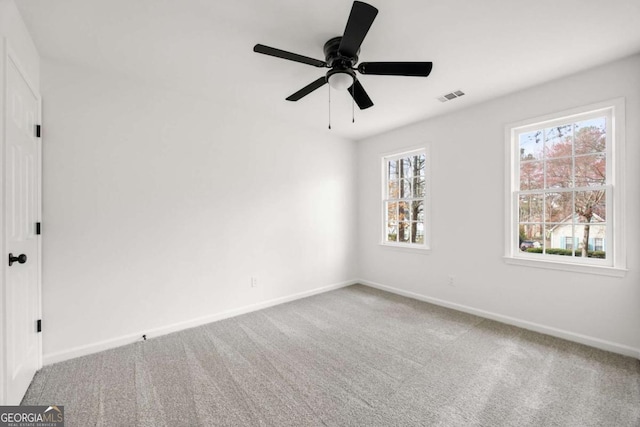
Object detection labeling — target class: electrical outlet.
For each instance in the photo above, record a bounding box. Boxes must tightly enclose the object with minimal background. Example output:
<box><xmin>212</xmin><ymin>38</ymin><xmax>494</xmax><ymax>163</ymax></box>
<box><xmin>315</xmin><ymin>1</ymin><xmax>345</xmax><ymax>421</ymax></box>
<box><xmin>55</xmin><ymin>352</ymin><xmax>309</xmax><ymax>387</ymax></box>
<box><xmin>251</xmin><ymin>277</ymin><xmax>258</xmax><ymax>288</ymax></box>
<box><xmin>448</xmin><ymin>275</ymin><xmax>455</xmax><ymax>286</ymax></box>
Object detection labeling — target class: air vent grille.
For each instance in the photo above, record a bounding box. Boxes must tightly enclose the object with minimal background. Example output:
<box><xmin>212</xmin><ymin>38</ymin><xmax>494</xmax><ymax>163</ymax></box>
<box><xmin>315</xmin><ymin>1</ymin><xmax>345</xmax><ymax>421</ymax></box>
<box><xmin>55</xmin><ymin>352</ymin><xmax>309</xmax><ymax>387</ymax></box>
<box><xmin>437</xmin><ymin>90</ymin><xmax>465</xmax><ymax>103</ymax></box>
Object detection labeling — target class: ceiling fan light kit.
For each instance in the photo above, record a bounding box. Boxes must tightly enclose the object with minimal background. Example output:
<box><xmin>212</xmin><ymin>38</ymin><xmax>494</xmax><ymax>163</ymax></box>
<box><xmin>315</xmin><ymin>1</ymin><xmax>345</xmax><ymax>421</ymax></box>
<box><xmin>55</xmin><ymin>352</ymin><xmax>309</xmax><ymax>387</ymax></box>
<box><xmin>327</xmin><ymin>70</ymin><xmax>355</xmax><ymax>90</ymax></box>
<box><xmin>253</xmin><ymin>1</ymin><xmax>433</xmax><ymax>123</ymax></box>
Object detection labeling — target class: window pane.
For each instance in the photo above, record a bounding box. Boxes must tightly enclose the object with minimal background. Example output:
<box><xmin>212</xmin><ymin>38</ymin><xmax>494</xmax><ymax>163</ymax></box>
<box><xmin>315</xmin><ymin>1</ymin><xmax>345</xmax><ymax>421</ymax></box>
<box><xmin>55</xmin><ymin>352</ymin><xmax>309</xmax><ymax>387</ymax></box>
<box><xmin>519</xmin><ymin>194</ymin><xmax>543</xmax><ymax>223</ymax></box>
<box><xmin>544</xmin><ymin>125</ymin><xmax>572</xmax><ymax>158</ymax></box>
<box><xmin>398</xmin><ymin>201</ymin><xmax>409</xmax><ymax>221</ymax></box>
<box><xmin>415</xmin><ymin>154</ymin><xmax>426</xmax><ymax>176</ymax></box>
<box><xmin>574</xmin><ymin>117</ymin><xmax>606</xmax><ymax>155</ymax></box>
<box><xmin>573</xmin><ymin>224</ymin><xmax>606</xmax><ymax>258</ymax></box>
<box><xmin>575</xmin><ymin>190</ymin><xmax>606</xmax><ymax>222</ymax></box>
<box><xmin>401</xmin><ymin>158</ymin><xmax>413</xmax><ymax>178</ymax></box>
<box><xmin>520</xmin><ymin>223</ymin><xmax>543</xmax><ymax>242</ymax></box>
<box><xmin>545</xmin><ymin>192</ymin><xmax>572</xmax><ymax>223</ymax></box>
<box><xmin>411</xmin><ymin>200</ymin><xmax>424</xmax><ymax>222</ymax></box>
<box><xmin>586</xmin><ymin>225</ymin><xmax>606</xmax><ymax>255</ymax></box>
<box><xmin>519</xmin><ymin>131</ymin><xmax>543</xmax><ymax>160</ymax></box>
<box><xmin>545</xmin><ymin>157</ymin><xmax>572</xmax><ymax>188</ymax></box>
<box><xmin>519</xmin><ymin>223</ymin><xmax>543</xmax><ymax>253</ymax></box>
<box><xmin>520</xmin><ymin>161</ymin><xmax>543</xmax><ymax>190</ymax></box>
<box><xmin>386</xmin><ymin>201</ymin><xmax>398</xmax><ymax>222</ymax></box>
<box><xmin>588</xmin><ymin>225</ymin><xmax>606</xmax><ymax>257</ymax></box>
<box><xmin>398</xmin><ymin>222</ymin><xmax>410</xmax><ymax>243</ymax></box>
<box><xmin>411</xmin><ymin>155</ymin><xmax>423</xmax><ymax>178</ymax></box>
<box><xmin>575</xmin><ymin>154</ymin><xmax>606</xmax><ymax>187</ymax></box>
<box><xmin>411</xmin><ymin>222</ymin><xmax>424</xmax><ymax>244</ymax></box>
<box><xmin>546</xmin><ymin>223</ymin><xmax>574</xmax><ymax>256</ymax></box>
<box><xmin>388</xmin><ymin>180</ymin><xmax>399</xmax><ymax>198</ymax></box>
<box><xmin>400</xmin><ymin>179</ymin><xmax>412</xmax><ymax>198</ymax></box>
<box><xmin>388</xmin><ymin>160</ymin><xmax>398</xmax><ymax>180</ymax></box>
<box><xmin>387</xmin><ymin>223</ymin><xmax>398</xmax><ymax>242</ymax></box>
<box><xmin>413</xmin><ymin>177</ymin><xmax>425</xmax><ymax>197</ymax></box>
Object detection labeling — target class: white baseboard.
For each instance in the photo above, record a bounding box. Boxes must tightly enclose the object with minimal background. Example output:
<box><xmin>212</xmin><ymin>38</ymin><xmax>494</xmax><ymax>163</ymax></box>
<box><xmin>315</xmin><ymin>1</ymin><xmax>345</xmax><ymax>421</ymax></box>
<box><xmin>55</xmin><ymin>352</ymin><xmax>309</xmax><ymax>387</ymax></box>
<box><xmin>43</xmin><ymin>279</ymin><xmax>357</xmax><ymax>365</ymax></box>
<box><xmin>43</xmin><ymin>278</ymin><xmax>639</xmax><ymax>365</ymax></box>
<box><xmin>358</xmin><ymin>278</ymin><xmax>640</xmax><ymax>359</ymax></box>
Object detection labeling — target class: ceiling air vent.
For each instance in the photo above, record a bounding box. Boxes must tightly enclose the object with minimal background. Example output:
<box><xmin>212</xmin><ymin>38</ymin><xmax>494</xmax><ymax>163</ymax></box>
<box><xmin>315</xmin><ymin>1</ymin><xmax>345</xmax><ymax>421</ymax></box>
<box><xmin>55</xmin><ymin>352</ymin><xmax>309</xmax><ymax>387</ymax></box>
<box><xmin>437</xmin><ymin>90</ymin><xmax>465</xmax><ymax>103</ymax></box>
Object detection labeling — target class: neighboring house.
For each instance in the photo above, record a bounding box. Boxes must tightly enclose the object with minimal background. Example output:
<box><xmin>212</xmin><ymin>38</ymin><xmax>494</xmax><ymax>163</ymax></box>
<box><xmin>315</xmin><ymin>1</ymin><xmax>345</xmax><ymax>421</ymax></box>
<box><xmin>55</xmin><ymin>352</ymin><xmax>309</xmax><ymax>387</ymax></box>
<box><xmin>548</xmin><ymin>214</ymin><xmax>606</xmax><ymax>251</ymax></box>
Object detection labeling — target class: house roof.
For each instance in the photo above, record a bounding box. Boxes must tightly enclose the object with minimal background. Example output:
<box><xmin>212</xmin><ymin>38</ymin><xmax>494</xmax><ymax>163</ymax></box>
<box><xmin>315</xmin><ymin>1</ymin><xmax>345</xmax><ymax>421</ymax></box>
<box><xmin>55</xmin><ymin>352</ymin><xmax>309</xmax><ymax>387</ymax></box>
<box><xmin>548</xmin><ymin>213</ymin><xmax>606</xmax><ymax>232</ymax></box>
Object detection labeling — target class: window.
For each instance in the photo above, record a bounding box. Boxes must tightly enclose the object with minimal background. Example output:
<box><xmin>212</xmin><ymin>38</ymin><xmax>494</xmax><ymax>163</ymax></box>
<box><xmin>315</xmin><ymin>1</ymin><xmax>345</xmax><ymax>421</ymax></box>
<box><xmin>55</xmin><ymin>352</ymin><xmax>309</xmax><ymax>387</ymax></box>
<box><xmin>505</xmin><ymin>99</ymin><xmax>626</xmax><ymax>275</ymax></box>
<box><xmin>564</xmin><ymin>237</ymin><xmax>574</xmax><ymax>250</ymax></box>
<box><xmin>382</xmin><ymin>148</ymin><xmax>430</xmax><ymax>250</ymax></box>
<box><xmin>594</xmin><ymin>238</ymin><xmax>604</xmax><ymax>252</ymax></box>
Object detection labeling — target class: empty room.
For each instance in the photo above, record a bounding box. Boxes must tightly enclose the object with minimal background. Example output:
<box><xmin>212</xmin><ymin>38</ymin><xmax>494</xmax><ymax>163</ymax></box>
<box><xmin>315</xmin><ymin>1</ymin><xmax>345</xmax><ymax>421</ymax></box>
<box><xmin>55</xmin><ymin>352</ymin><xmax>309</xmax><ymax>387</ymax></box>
<box><xmin>1</xmin><ymin>0</ymin><xmax>639</xmax><ymax>425</ymax></box>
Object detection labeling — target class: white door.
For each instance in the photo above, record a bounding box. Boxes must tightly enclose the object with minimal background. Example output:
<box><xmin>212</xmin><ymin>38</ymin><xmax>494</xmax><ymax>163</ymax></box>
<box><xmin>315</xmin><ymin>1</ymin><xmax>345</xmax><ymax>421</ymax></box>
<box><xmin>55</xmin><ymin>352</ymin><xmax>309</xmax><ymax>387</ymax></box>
<box><xmin>3</xmin><ymin>45</ymin><xmax>42</xmax><ymax>405</ymax></box>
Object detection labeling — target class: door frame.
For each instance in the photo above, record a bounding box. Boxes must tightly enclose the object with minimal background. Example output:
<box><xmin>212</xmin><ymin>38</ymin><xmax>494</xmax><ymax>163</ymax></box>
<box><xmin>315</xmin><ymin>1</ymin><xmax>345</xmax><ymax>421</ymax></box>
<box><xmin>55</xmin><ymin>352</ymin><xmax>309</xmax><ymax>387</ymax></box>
<box><xmin>0</xmin><ymin>37</ymin><xmax>43</xmax><ymax>405</ymax></box>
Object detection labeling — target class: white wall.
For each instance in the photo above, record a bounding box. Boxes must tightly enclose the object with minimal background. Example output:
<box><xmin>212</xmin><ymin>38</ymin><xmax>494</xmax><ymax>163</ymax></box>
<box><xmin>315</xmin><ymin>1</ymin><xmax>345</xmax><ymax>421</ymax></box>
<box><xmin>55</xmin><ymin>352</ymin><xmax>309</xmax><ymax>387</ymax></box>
<box><xmin>40</xmin><ymin>60</ymin><xmax>357</xmax><ymax>362</ymax></box>
<box><xmin>0</xmin><ymin>0</ymin><xmax>39</xmax><ymax>90</ymax></box>
<box><xmin>357</xmin><ymin>54</ymin><xmax>640</xmax><ymax>356</ymax></box>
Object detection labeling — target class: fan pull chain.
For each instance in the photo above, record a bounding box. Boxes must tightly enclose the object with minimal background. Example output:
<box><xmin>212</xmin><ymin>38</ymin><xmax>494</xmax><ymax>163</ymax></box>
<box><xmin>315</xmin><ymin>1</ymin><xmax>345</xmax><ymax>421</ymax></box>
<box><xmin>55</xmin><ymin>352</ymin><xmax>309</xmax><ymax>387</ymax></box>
<box><xmin>328</xmin><ymin>84</ymin><xmax>332</xmax><ymax>130</ymax></box>
<box><xmin>351</xmin><ymin>82</ymin><xmax>355</xmax><ymax>123</ymax></box>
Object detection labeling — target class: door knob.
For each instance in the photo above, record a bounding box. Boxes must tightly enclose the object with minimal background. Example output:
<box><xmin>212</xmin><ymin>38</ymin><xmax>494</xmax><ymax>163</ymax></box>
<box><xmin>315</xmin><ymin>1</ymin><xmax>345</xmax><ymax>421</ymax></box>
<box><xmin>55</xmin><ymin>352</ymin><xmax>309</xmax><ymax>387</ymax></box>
<box><xmin>8</xmin><ymin>253</ymin><xmax>27</xmax><ymax>267</ymax></box>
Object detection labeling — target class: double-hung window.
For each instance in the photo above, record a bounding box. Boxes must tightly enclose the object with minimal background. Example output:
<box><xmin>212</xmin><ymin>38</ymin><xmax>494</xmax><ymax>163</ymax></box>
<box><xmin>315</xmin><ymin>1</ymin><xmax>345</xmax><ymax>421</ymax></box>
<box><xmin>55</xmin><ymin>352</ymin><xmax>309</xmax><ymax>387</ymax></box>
<box><xmin>382</xmin><ymin>147</ymin><xmax>430</xmax><ymax>250</ymax></box>
<box><xmin>505</xmin><ymin>99</ymin><xmax>626</xmax><ymax>275</ymax></box>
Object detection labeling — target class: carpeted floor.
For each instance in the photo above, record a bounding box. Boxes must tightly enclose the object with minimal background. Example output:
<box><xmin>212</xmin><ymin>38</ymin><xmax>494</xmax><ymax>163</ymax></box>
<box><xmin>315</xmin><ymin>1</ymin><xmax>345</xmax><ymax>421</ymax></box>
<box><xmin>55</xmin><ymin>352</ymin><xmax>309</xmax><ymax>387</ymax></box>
<box><xmin>22</xmin><ymin>284</ymin><xmax>640</xmax><ymax>426</ymax></box>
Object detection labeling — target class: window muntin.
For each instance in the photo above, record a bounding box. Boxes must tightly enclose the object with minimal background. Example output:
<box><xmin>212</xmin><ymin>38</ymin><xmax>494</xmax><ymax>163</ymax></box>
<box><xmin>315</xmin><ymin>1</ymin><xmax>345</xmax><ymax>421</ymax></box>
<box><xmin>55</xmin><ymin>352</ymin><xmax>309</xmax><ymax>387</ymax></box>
<box><xmin>382</xmin><ymin>148</ymin><xmax>429</xmax><ymax>249</ymax></box>
<box><xmin>510</xmin><ymin>106</ymin><xmax>616</xmax><ymax>266</ymax></box>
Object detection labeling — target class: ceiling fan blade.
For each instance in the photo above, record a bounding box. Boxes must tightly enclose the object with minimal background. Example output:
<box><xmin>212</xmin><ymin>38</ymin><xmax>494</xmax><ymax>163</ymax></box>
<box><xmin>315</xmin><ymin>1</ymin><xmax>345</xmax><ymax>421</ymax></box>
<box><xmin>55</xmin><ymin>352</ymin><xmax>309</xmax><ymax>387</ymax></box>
<box><xmin>348</xmin><ymin>79</ymin><xmax>374</xmax><ymax>109</ymax></box>
<box><xmin>358</xmin><ymin>62</ymin><xmax>433</xmax><ymax>77</ymax></box>
<box><xmin>286</xmin><ymin>77</ymin><xmax>328</xmax><ymax>101</ymax></box>
<box><xmin>338</xmin><ymin>2</ymin><xmax>378</xmax><ymax>58</ymax></box>
<box><xmin>254</xmin><ymin>44</ymin><xmax>327</xmax><ymax>68</ymax></box>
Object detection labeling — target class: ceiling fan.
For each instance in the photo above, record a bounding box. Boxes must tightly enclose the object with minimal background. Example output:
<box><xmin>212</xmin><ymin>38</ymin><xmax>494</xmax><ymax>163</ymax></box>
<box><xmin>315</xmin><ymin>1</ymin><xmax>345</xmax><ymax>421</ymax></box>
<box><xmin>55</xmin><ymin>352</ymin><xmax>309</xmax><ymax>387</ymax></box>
<box><xmin>253</xmin><ymin>1</ymin><xmax>433</xmax><ymax>110</ymax></box>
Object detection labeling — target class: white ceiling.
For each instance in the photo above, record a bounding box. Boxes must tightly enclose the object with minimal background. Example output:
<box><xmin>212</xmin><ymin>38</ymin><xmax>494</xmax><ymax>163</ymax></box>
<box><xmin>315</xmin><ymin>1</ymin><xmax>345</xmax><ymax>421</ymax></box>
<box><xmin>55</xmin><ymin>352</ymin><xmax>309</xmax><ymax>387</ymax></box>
<box><xmin>15</xmin><ymin>0</ymin><xmax>640</xmax><ymax>140</ymax></box>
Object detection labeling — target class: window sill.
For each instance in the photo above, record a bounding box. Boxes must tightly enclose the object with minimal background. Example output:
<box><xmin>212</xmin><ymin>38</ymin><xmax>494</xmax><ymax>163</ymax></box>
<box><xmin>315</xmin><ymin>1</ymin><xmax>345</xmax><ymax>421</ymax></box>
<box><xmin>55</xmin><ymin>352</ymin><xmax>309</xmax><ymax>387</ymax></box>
<box><xmin>503</xmin><ymin>256</ymin><xmax>627</xmax><ymax>277</ymax></box>
<box><xmin>380</xmin><ymin>243</ymin><xmax>431</xmax><ymax>254</ymax></box>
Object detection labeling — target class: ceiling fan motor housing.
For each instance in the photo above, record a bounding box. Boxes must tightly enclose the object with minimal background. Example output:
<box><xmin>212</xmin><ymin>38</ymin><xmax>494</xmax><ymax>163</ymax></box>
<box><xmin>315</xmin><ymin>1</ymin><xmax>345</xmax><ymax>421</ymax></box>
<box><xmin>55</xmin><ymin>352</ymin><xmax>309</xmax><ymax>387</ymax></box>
<box><xmin>324</xmin><ymin>36</ymin><xmax>358</xmax><ymax>69</ymax></box>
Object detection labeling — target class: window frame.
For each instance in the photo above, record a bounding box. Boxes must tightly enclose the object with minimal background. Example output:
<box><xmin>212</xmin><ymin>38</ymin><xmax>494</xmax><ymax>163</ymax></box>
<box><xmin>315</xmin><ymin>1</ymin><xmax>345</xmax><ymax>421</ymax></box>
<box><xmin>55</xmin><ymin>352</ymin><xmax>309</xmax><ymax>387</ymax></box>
<box><xmin>380</xmin><ymin>146</ymin><xmax>431</xmax><ymax>252</ymax></box>
<box><xmin>504</xmin><ymin>99</ymin><xmax>626</xmax><ymax>277</ymax></box>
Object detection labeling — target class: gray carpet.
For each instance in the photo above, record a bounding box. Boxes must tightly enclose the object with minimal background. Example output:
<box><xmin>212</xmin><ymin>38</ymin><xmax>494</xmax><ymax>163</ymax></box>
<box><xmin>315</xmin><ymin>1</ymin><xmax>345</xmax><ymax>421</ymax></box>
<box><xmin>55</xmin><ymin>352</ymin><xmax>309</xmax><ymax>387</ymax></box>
<box><xmin>22</xmin><ymin>284</ymin><xmax>640</xmax><ymax>426</ymax></box>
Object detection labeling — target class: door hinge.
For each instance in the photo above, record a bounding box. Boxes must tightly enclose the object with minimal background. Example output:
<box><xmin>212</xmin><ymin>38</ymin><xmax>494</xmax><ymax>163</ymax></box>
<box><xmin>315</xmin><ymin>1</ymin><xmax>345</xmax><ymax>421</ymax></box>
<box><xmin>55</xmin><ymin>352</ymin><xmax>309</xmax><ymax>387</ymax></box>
<box><xmin>37</xmin><ymin>319</ymin><xmax>42</xmax><ymax>333</ymax></box>
<box><xmin>35</xmin><ymin>124</ymin><xmax>41</xmax><ymax>138</ymax></box>
<box><xmin>36</xmin><ymin>222</ymin><xmax>41</xmax><ymax>235</ymax></box>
